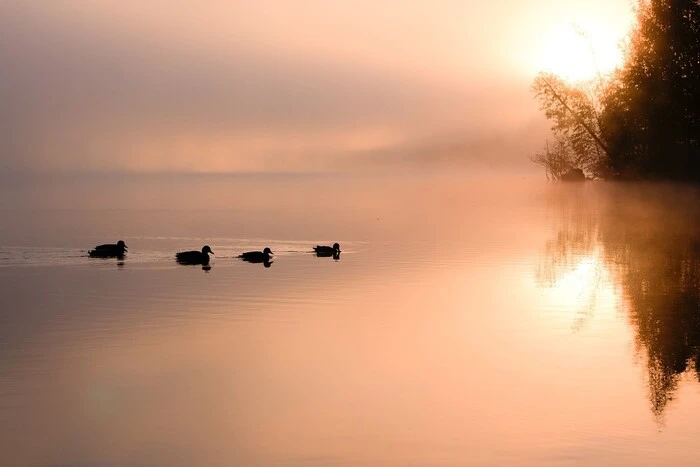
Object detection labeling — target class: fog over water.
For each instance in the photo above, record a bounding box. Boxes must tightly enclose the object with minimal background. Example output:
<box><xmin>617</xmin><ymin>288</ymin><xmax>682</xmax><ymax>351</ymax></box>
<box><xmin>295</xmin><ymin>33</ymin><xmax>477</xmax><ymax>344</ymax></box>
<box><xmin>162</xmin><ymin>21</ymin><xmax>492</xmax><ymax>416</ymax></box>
<box><xmin>1</xmin><ymin>174</ymin><xmax>700</xmax><ymax>466</ymax></box>
<box><xmin>0</xmin><ymin>0</ymin><xmax>634</xmax><ymax>173</ymax></box>
<box><xmin>4</xmin><ymin>2</ymin><xmax>700</xmax><ymax>466</ymax></box>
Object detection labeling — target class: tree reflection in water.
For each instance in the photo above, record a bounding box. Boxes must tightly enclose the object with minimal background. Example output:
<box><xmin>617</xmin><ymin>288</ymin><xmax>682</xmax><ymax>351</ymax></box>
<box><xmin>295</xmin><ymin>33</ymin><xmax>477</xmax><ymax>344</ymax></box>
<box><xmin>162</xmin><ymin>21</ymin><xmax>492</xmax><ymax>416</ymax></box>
<box><xmin>537</xmin><ymin>183</ymin><xmax>700</xmax><ymax>420</ymax></box>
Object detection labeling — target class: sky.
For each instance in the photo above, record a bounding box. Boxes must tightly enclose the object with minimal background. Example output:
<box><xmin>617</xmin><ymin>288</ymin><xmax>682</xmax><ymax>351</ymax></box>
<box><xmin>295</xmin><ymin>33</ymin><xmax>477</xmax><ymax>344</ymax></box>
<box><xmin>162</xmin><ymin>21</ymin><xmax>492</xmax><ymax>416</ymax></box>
<box><xmin>0</xmin><ymin>0</ymin><xmax>635</xmax><ymax>173</ymax></box>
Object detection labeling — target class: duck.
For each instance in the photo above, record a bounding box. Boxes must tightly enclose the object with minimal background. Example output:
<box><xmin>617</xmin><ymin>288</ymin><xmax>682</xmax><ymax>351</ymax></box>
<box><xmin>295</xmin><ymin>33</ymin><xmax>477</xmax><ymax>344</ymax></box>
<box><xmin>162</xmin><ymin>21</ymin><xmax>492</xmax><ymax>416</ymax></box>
<box><xmin>89</xmin><ymin>240</ymin><xmax>127</xmax><ymax>258</ymax></box>
<box><xmin>238</xmin><ymin>247</ymin><xmax>273</xmax><ymax>263</ymax></box>
<box><xmin>313</xmin><ymin>243</ymin><xmax>340</xmax><ymax>257</ymax></box>
<box><xmin>176</xmin><ymin>245</ymin><xmax>214</xmax><ymax>265</ymax></box>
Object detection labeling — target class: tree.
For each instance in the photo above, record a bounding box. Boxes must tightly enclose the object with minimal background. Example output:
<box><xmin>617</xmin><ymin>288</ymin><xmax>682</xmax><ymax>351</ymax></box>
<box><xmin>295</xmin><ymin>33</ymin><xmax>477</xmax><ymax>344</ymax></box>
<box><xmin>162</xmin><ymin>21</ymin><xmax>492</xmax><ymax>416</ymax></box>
<box><xmin>532</xmin><ymin>73</ymin><xmax>609</xmax><ymax>179</ymax></box>
<box><xmin>531</xmin><ymin>1</ymin><xmax>700</xmax><ymax>181</ymax></box>
<box><xmin>530</xmin><ymin>136</ymin><xmax>577</xmax><ymax>181</ymax></box>
<box><xmin>601</xmin><ymin>0</ymin><xmax>700</xmax><ymax>180</ymax></box>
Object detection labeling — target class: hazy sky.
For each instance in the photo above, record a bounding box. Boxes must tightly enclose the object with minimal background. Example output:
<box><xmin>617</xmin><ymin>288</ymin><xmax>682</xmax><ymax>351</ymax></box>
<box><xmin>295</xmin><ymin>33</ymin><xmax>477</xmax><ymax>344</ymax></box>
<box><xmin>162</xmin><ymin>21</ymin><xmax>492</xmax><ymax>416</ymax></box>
<box><xmin>0</xmin><ymin>0</ymin><xmax>635</xmax><ymax>173</ymax></box>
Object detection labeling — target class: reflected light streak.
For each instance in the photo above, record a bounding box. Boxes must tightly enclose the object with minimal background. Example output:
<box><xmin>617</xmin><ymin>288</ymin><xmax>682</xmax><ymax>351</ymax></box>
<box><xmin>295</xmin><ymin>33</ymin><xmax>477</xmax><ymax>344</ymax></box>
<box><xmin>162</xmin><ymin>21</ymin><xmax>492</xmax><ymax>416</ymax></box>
<box><xmin>545</xmin><ymin>250</ymin><xmax>619</xmax><ymax>328</ymax></box>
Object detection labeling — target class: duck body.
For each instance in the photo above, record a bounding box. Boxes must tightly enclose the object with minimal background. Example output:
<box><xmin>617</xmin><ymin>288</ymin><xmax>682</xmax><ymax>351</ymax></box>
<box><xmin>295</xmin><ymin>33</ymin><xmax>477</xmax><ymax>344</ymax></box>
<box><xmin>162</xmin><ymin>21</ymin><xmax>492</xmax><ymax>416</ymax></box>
<box><xmin>313</xmin><ymin>243</ymin><xmax>340</xmax><ymax>257</ymax></box>
<box><xmin>238</xmin><ymin>247</ymin><xmax>273</xmax><ymax>263</ymax></box>
<box><xmin>89</xmin><ymin>240</ymin><xmax>127</xmax><ymax>258</ymax></box>
<box><xmin>176</xmin><ymin>245</ymin><xmax>213</xmax><ymax>265</ymax></box>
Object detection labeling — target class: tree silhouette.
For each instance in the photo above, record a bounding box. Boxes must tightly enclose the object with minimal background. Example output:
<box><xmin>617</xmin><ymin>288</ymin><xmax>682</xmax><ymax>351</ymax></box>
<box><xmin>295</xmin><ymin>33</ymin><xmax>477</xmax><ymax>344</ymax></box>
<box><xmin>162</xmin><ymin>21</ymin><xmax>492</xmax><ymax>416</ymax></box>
<box><xmin>532</xmin><ymin>0</ymin><xmax>700</xmax><ymax>181</ymax></box>
<box><xmin>602</xmin><ymin>0</ymin><xmax>700</xmax><ymax>180</ymax></box>
<box><xmin>531</xmin><ymin>73</ymin><xmax>608</xmax><ymax>179</ymax></box>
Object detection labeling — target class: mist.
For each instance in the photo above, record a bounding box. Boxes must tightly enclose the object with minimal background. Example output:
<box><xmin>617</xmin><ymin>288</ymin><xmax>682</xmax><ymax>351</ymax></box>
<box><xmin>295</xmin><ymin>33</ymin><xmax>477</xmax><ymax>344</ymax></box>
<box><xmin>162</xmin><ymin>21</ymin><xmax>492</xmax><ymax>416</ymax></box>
<box><xmin>0</xmin><ymin>0</ymin><xmax>630</xmax><ymax>173</ymax></box>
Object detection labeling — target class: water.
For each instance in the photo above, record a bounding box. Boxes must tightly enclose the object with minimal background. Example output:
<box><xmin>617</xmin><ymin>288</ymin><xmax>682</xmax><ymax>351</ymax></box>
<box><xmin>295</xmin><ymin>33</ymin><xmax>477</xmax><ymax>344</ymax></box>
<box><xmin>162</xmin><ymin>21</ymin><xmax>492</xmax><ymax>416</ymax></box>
<box><xmin>1</xmin><ymin>172</ymin><xmax>699</xmax><ymax>466</ymax></box>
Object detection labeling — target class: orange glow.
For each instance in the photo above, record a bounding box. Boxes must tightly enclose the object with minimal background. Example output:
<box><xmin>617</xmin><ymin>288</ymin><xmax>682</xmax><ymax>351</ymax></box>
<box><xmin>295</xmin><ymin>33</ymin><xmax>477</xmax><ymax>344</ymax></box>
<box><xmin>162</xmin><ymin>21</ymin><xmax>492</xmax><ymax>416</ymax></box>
<box><xmin>2</xmin><ymin>0</ymin><xmax>637</xmax><ymax>173</ymax></box>
<box><xmin>538</xmin><ymin>22</ymin><xmax>626</xmax><ymax>82</ymax></box>
<box><xmin>542</xmin><ymin>249</ymin><xmax>621</xmax><ymax>329</ymax></box>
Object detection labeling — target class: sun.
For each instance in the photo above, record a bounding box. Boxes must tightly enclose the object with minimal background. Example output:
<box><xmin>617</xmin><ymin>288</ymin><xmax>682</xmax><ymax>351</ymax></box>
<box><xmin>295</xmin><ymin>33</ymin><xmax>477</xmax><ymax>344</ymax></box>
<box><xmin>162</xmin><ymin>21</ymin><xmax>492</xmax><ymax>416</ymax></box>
<box><xmin>539</xmin><ymin>22</ymin><xmax>625</xmax><ymax>82</ymax></box>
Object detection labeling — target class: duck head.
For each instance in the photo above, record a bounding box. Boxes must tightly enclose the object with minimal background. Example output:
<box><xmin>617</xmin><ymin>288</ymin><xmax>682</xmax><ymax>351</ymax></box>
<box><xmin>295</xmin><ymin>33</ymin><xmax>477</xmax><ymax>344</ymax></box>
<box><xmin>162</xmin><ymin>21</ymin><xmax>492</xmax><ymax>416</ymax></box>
<box><xmin>117</xmin><ymin>240</ymin><xmax>128</xmax><ymax>250</ymax></box>
<box><xmin>202</xmin><ymin>245</ymin><xmax>214</xmax><ymax>255</ymax></box>
<box><xmin>333</xmin><ymin>243</ymin><xmax>341</xmax><ymax>252</ymax></box>
<box><xmin>263</xmin><ymin>247</ymin><xmax>273</xmax><ymax>256</ymax></box>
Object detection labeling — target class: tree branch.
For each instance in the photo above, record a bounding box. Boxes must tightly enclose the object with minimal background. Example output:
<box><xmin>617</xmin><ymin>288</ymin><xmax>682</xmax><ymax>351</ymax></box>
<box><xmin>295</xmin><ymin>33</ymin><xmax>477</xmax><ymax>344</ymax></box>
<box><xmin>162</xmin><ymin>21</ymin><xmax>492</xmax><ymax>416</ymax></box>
<box><xmin>541</xmin><ymin>77</ymin><xmax>610</xmax><ymax>155</ymax></box>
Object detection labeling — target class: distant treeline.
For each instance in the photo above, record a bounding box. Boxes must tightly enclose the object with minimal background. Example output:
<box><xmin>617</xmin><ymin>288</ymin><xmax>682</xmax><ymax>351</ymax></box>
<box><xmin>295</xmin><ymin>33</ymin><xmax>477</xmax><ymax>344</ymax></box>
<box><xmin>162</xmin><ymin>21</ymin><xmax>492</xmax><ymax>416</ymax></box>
<box><xmin>531</xmin><ymin>0</ymin><xmax>700</xmax><ymax>181</ymax></box>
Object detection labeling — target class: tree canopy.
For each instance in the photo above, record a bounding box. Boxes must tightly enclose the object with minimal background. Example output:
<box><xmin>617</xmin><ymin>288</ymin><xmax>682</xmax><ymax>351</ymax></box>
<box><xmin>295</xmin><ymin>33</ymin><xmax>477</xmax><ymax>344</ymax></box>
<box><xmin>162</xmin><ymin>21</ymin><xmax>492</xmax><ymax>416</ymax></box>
<box><xmin>532</xmin><ymin>0</ymin><xmax>700</xmax><ymax>181</ymax></box>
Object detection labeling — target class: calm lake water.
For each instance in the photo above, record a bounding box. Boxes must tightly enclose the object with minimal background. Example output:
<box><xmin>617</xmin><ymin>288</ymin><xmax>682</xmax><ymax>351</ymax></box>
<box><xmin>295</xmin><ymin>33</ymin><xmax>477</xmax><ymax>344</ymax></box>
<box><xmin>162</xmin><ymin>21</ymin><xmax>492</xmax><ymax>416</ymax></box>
<box><xmin>1</xmin><ymin>172</ymin><xmax>699</xmax><ymax>466</ymax></box>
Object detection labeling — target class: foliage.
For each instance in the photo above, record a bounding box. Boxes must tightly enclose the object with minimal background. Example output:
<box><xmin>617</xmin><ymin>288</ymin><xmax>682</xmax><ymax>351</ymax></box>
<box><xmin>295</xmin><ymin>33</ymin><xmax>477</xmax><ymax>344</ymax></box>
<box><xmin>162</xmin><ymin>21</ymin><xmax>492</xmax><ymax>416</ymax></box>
<box><xmin>531</xmin><ymin>74</ymin><xmax>609</xmax><ymax>179</ymax></box>
<box><xmin>532</xmin><ymin>0</ymin><xmax>700</xmax><ymax>181</ymax></box>
<box><xmin>602</xmin><ymin>0</ymin><xmax>700</xmax><ymax>180</ymax></box>
<box><xmin>530</xmin><ymin>136</ymin><xmax>577</xmax><ymax>181</ymax></box>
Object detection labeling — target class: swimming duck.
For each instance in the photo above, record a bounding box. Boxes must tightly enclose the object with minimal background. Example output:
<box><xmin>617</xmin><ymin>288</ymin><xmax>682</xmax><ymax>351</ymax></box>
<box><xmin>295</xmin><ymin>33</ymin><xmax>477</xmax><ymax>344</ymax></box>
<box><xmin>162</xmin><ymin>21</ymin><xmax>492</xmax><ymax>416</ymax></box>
<box><xmin>176</xmin><ymin>245</ymin><xmax>214</xmax><ymax>265</ymax></box>
<box><xmin>89</xmin><ymin>240</ymin><xmax>127</xmax><ymax>258</ymax></box>
<box><xmin>238</xmin><ymin>247</ymin><xmax>273</xmax><ymax>263</ymax></box>
<box><xmin>313</xmin><ymin>243</ymin><xmax>340</xmax><ymax>257</ymax></box>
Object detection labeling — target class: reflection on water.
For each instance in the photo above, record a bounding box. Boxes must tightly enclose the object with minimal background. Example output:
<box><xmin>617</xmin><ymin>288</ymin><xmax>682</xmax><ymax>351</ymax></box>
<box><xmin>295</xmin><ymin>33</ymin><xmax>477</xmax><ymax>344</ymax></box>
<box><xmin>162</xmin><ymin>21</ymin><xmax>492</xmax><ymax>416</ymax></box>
<box><xmin>1</xmin><ymin>173</ymin><xmax>700</xmax><ymax>466</ymax></box>
<box><xmin>239</xmin><ymin>258</ymin><xmax>274</xmax><ymax>268</ymax></box>
<box><xmin>537</xmin><ymin>183</ymin><xmax>700</xmax><ymax>420</ymax></box>
<box><xmin>315</xmin><ymin>251</ymin><xmax>341</xmax><ymax>260</ymax></box>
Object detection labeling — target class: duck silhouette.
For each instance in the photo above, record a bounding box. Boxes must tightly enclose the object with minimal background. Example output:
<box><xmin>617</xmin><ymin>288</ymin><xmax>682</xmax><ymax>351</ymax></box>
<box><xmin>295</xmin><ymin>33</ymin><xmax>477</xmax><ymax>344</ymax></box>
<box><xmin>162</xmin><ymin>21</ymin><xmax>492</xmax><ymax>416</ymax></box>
<box><xmin>238</xmin><ymin>247</ymin><xmax>273</xmax><ymax>264</ymax></box>
<box><xmin>313</xmin><ymin>243</ymin><xmax>340</xmax><ymax>257</ymax></box>
<box><xmin>89</xmin><ymin>240</ymin><xmax>127</xmax><ymax>258</ymax></box>
<box><xmin>176</xmin><ymin>245</ymin><xmax>214</xmax><ymax>265</ymax></box>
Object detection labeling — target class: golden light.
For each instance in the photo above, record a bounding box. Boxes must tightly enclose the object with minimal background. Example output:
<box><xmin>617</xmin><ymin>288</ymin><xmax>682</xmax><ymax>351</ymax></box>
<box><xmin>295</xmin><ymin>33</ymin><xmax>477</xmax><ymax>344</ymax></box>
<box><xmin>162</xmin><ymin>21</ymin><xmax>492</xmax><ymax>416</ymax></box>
<box><xmin>544</xmin><ymin>251</ymin><xmax>619</xmax><ymax>326</ymax></box>
<box><xmin>538</xmin><ymin>22</ymin><xmax>625</xmax><ymax>82</ymax></box>
<box><xmin>550</xmin><ymin>256</ymin><xmax>599</xmax><ymax>302</ymax></box>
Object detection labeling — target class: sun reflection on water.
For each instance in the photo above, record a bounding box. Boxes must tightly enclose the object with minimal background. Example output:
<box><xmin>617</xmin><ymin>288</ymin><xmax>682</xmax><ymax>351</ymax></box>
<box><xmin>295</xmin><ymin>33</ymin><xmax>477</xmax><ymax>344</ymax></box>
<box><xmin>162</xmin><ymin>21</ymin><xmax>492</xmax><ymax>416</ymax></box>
<box><xmin>542</xmin><ymin>248</ymin><xmax>620</xmax><ymax>331</ymax></box>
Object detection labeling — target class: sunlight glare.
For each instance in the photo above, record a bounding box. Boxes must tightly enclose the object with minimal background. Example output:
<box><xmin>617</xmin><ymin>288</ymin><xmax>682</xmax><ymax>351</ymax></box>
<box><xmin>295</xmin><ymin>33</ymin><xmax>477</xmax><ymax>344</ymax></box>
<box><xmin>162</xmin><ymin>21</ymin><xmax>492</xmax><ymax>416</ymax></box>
<box><xmin>539</xmin><ymin>22</ymin><xmax>625</xmax><ymax>82</ymax></box>
<box><xmin>545</xmin><ymin>252</ymin><xmax>618</xmax><ymax>323</ymax></box>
